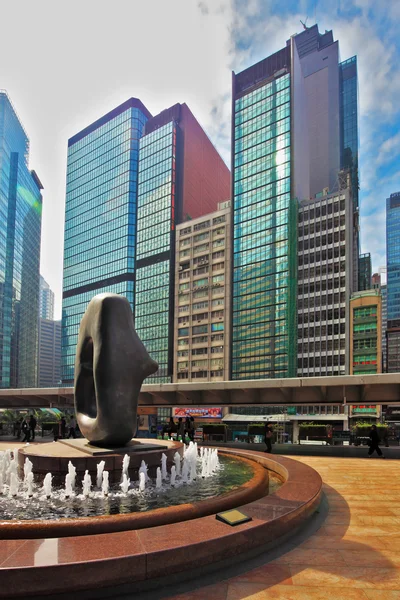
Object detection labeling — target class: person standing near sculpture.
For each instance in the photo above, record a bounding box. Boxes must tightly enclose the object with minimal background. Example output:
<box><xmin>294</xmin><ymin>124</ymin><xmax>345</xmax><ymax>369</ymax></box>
<box><xmin>68</xmin><ymin>416</ymin><xmax>77</xmax><ymax>439</ymax></box>
<box><xmin>21</xmin><ymin>418</ymin><xmax>30</xmax><ymax>443</ymax></box>
<box><xmin>29</xmin><ymin>415</ymin><xmax>37</xmax><ymax>441</ymax></box>
<box><xmin>177</xmin><ymin>418</ymin><xmax>185</xmax><ymax>440</ymax></box>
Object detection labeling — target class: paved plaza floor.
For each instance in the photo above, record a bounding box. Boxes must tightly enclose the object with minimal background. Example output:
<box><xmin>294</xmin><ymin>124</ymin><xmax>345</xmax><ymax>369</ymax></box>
<box><xmin>162</xmin><ymin>456</ymin><xmax>400</xmax><ymax>600</ymax></box>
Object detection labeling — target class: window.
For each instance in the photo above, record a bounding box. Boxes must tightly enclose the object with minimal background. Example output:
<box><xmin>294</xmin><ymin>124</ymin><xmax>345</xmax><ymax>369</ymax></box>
<box><xmin>213</xmin><ymin>215</ymin><xmax>225</xmax><ymax>225</ymax></box>
<box><xmin>192</xmin><ymin>347</ymin><xmax>208</xmax><ymax>355</ymax></box>
<box><xmin>180</xmin><ymin>227</ymin><xmax>191</xmax><ymax>236</ymax></box>
<box><xmin>194</xmin><ymin>220</ymin><xmax>210</xmax><ymax>231</ymax></box>
<box><xmin>193</xmin><ymin>324</ymin><xmax>208</xmax><ymax>334</ymax></box>
<box><xmin>178</xmin><ymin>327</ymin><xmax>189</xmax><ymax>337</ymax></box>
<box><xmin>211</xmin><ymin>322</ymin><xmax>224</xmax><ymax>332</ymax></box>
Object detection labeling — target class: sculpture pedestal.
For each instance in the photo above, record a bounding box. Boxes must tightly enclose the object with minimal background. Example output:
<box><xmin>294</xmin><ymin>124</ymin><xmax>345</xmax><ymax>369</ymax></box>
<box><xmin>18</xmin><ymin>438</ymin><xmax>183</xmax><ymax>484</ymax></box>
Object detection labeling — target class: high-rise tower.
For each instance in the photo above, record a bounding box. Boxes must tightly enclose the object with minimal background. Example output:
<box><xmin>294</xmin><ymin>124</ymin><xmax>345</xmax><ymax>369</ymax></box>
<box><xmin>134</xmin><ymin>104</ymin><xmax>230</xmax><ymax>382</ymax></box>
<box><xmin>230</xmin><ymin>24</ymin><xmax>359</xmax><ymax>380</ymax></box>
<box><xmin>386</xmin><ymin>192</ymin><xmax>400</xmax><ymax>373</ymax></box>
<box><xmin>0</xmin><ymin>91</ymin><xmax>43</xmax><ymax>388</ymax></box>
<box><xmin>61</xmin><ymin>99</ymin><xmax>151</xmax><ymax>383</ymax></box>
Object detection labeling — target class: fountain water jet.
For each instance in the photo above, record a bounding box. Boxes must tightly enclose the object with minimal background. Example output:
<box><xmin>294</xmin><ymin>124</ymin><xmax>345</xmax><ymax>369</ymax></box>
<box><xmin>65</xmin><ymin>473</ymin><xmax>74</xmax><ymax>498</ymax></box>
<box><xmin>68</xmin><ymin>461</ymin><xmax>76</xmax><ymax>490</ymax></box>
<box><xmin>120</xmin><ymin>474</ymin><xmax>130</xmax><ymax>494</ymax></box>
<box><xmin>10</xmin><ymin>473</ymin><xmax>19</xmax><ymax>497</ymax></box>
<box><xmin>26</xmin><ymin>472</ymin><xmax>34</xmax><ymax>498</ymax></box>
<box><xmin>139</xmin><ymin>472</ymin><xmax>145</xmax><ymax>492</ymax></box>
<box><xmin>102</xmin><ymin>471</ymin><xmax>109</xmax><ymax>496</ymax></box>
<box><xmin>96</xmin><ymin>460</ymin><xmax>105</xmax><ymax>489</ymax></box>
<box><xmin>170</xmin><ymin>465</ymin><xmax>176</xmax><ymax>486</ymax></box>
<box><xmin>156</xmin><ymin>467</ymin><xmax>162</xmax><ymax>489</ymax></box>
<box><xmin>43</xmin><ymin>473</ymin><xmax>52</xmax><ymax>498</ymax></box>
<box><xmin>82</xmin><ymin>471</ymin><xmax>92</xmax><ymax>497</ymax></box>
<box><xmin>161</xmin><ymin>453</ymin><xmax>168</xmax><ymax>481</ymax></box>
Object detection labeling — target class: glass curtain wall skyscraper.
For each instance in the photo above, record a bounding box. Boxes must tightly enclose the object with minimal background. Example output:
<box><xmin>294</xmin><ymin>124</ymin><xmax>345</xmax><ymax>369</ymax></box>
<box><xmin>231</xmin><ymin>46</ymin><xmax>297</xmax><ymax>380</ymax></box>
<box><xmin>0</xmin><ymin>91</ymin><xmax>43</xmax><ymax>388</ymax></box>
<box><xmin>134</xmin><ymin>104</ymin><xmax>230</xmax><ymax>383</ymax></box>
<box><xmin>62</xmin><ymin>99</ymin><xmax>151</xmax><ymax>383</ymax></box>
<box><xmin>386</xmin><ymin>192</ymin><xmax>400</xmax><ymax>373</ymax></box>
<box><xmin>231</xmin><ymin>25</ymin><xmax>359</xmax><ymax>380</ymax></box>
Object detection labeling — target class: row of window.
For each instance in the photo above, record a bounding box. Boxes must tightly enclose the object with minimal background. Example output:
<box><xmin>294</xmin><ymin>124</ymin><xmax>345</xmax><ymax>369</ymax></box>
<box><xmin>177</xmin><ymin>371</ymin><xmax>224</xmax><ymax>380</ymax></box>
<box><xmin>298</xmin><ymin>323</ymin><xmax>346</xmax><ymax>337</ymax></box>
<box><xmin>178</xmin><ymin>299</ymin><xmax>224</xmax><ymax>312</ymax></box>
<box><xmin>235</xmin><ymin>73</ymin><xmax>290</xmax><ymax>113</ymax></box>
<box><xmin>299</xmin><ymin>216</ymin><xmax>346</xmax><ymax>235</ymax></box>
<box><xmin>177</xmin><ymin>333</ymin><xmax>224</xmax><ymax>346</ymax></box>
<box><xmin>298</xmin><ymin>261</ymin><xmax>346</xmax><ymax>278</ymax></box>
<box><xmin>298</xmin><ymin>278</ymin><xmax>346</xmax><ymax>295</ymax></box>
<box><xmin>299</xmin><ymin>338</ymin><xmax>346</xmax><ymax>352</ymax></box>
<box><xmin>178</xmin><ymin>323</ymin><xmax>224</xmax><ymax>337</ymax></box>
<box><xmin>298</xmin><ymin>355</ymin><xmax>345</xmax><ymax>368</ymax></box>
<box><xmin>298</xmin><ymin>198</ymin><xmax>346</xmax><ymax>221</ymax></box>
<box><xmin>298</xmin><ymin>247</ymin><xmax>346</xmax><ymax>266</ymax></box>
<box><xmin>298</xmin><ymin>307</ymin><xmax>346</xmax><ymax>324</ymax></box>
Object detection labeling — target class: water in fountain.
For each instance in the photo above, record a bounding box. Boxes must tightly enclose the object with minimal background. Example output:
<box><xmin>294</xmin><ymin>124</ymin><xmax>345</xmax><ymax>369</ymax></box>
<box><xmin>174</xmin><ymin>452</ymin><xmax>181</xmax><ymax>477</ymax></box>
<box><xmin>65</xmin><ymin>473</ymin><xmax>74</xmax><ymax>498</ymax></box>
<box><xmin>156</xmin><ymin>467</ymin><xmax>162</xmax><ymax>489</ymax></box>
<box><xmin>9</xmin><ymin>473</ymin><xmax>19</xmax><ymax>497</ymax></box>
<box><xmin>43</xmin><ymin>473</ymin><xmax>52</xmax><ymax>498</ymax></box>
<box><xmin>6</xmin><ymin>457</ymin><xmax>18</xmax><ymax>486</ymax></box>
<box><xmin>96</xmin><ymin>460</ymin><xmax>105</xmax><ymax>489</ymax></box>
<box><xmin>23</xmin><ymin>457</ymin><xmax>33</xmax><ymax>484</ymax></box>
<box><xmin>120</xmin><ymin>473</ymin><xmax>130</xmax><ymax>494</ymax></box>
<box><xmin>82</xmin><ymin>470</ymin><xmax>92</xmax><ymax>497</ymax></box>
<box><xmin>181</xmin><ymin>459</ymin><xmax>189</xmax><ymax>483</ymax></box>
<box><xmin>68</xmin><ymin>461</ymin><xmax>76</xmax><ymax>490</ymax></box>
<box><xmin>161</xmin><ymin>453</ymin><xmax>168</xmax><ymax>481</ymax></box>
<box><xmin>139</xmin><ymin>460</ymin><xmax>150</xmax><ymax>483</ymax></box>
<box><xmin>170</xmin><ymin>465</ymin><xmax>176</xmax><ymax>486</ymax></box>
<box><xmin>122</xmin><ymin>454</ymin><xmax>130</xmax><ymax>481</ymax></box>
<box><xmin>26</xmin><ymin>472</ymin><xmax>34</xmax><ymax>497</ymax></box>
<box><xmin>102</xmin><ymin>471</ymin><xmax>109</xmax><ymax>496</ymax></box>
<box><xmin>0</xmin><ymin>472</ymin><xmax>3</xmax><ymax>494</ymax></box>
<box><xmin>139</xmin><ymin>472</ymin><xmax>145</xmax><ymax>492</ymax></box>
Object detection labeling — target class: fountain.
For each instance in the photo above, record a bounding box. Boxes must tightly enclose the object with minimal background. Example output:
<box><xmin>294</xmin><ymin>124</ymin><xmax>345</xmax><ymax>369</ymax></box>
<box><xmin>9</xmin><ymin>473</ymin><xmax>18</xmax><ymax>497</ymax></box>
<box><xmin>174</xmin><ymin>452</ymin><xmax>181</xmax><ymax>477</ymax></box>
<box><xmin>156</xmin><ymin>467</ymin><xmax>162</xmax><ymax>489</ymax></box>
<box><xmin>102</xmin><ymin>471</ymin><xmax>109</xmax><ymax>496</ymax></box>
<box><xmin>68</xmin><ymin>461</ymin><xmax>76</xmax><ymax>490</ymax></box>
<box><xmin>96</xmin><ymin>460</ymin><xmax>105</xmax><ymax>488</ymax></box>
<box><xmin>82</xmin><ymin>471</ymin><xmax>92</xmax><ymax>497</ymax></box>
<box><xmin>170</xmin><ymin>465</ymin><xmax>176</xmax><ymax>486</ymax></box>
<box><xmin>139</xmin><ymin>472</ymin><xmax>145</xmax><ymax>492</ymax></box>
<box><xmin>122</xmin><ymin>454</ymin><xmax>130</xmax><ymax>482</ymax></box>
<box><xmin>65</xmin><ymin>473</ymin><xmax>74</xmax><ymax>498</ymax></box>
<box><xmin>43</xmin><ymin>473</ymin><xmax>52</xmax><ymax>498</ymax></box>
<box><xmin>161</xmin><ymin>453</ymin><xmax>168</xmax><ymax>481</ymax></box>
<box><xmin>138</xmin><ymin>459</ymin><xmax>150</xmax><ymax>483</ymax></box>
<box><xmin>26</xmin><ymin>472</ymin><xmax>34</xmax><ymax>497</ymax></box>
<box><xmin>120</xmin><ymin>474</ymin><xmax>130</xmax><ymax>494</ymax></box>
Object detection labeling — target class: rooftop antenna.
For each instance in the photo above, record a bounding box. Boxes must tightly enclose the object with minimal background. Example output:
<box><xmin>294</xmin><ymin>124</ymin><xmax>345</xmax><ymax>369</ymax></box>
<box><xmin>300</xmin><ymin>17</ymin><xmax>309</xmax><ymax>30</ymax></box>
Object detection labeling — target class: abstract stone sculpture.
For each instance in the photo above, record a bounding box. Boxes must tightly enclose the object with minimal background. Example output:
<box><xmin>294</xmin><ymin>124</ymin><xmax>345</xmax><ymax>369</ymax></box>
<box><xmin>74</xmin><ymin>293</ymin><xmax>158</xmax><ymax>446</ymax></box>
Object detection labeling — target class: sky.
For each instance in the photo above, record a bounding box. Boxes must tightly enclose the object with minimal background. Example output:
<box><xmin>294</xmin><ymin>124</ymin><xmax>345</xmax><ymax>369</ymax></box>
<box><xmin>1</xmin><ymin>0</ymin><xmax>399</xmax><ymax>318</ymax></box>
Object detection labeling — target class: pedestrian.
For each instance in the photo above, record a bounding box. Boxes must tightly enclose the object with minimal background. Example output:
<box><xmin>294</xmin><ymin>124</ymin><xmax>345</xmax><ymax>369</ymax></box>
<box><xmin>15</xmin><ymin>417</ymin><xmax>22</xmax><ymax>439</ymax></box>
<box><xmin>167</xmin><ymin>417</ymin><xmax>176</xmax><ymax>439</ymax></box>
<box><xmin>264</xmin><ymin>425</ymin><xmax>273</xmax><ymax>454</ymax></box>
<box><xmin>29</xmin><ymin>414</ymin><xmax>37</xmax><ymax>441</ymax></box>
<box><xmin>68</xmin><ymin>415</ymin><xmax>77</xmax><ymax>439</ymax></box>
<box><xmin>368</xmin><ymin>424</ymin><xmax>385</xmax><ymax>458</ymax></box>
<box><xmin>21</xmin><ymin>418</ymin><xmax>31</xmax><ymax>443</ymax></box>
<box><xmin>177</xmin><ymin>417</ymin><xmax>185</xmax><ymax>440</ymax></box>
<box><xmin>184</xmin><ymin>417</ymin><xmax>191</xmax><ymax>439</ymax></box>
<box><xmin>60</xmin><ymin>416</ymin><xmax>67</xmax><ymax>439</ymax></box>
<box><xmin>189</xmin><ymin>416</ymin><xmax>195</xmax><ymax>441</ymax></box>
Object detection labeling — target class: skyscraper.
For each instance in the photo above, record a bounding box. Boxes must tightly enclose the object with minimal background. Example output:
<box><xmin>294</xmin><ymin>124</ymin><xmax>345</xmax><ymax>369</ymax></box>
<box><xmin>386</xmin><ymin>192</ymin><xmax>400</xmax><ymax>372</ymax></box>
<box><xmin>134</xmin><ymin>104</ymin><xmax>230</xmax><ymax>382</ymax></box>
<box><xmin>37</xmin><ymin>319</ymin><xmax>61</xmax><ymax>387</ymax></box>
<box><xmin>359</xmin><ymin>253</ymin><xmax>372</xmax><ymax>291</ymax></box>
<box><xmin>231</xmin><ymin>24</ymin><xmax>358</xmax><ymax>380</ymax></box>
<box><xmin>39</xmin><ymin>275</ymin><xmax>54</xmax><ymax>320</ymax></box>
<box><xmin>0</xmin><ymin>91</ymin><xmax>43</xmax><ymax>388</ymax></box>
<box><xmin>62</xmin><ymin>99</ymin><xmax>151</xmax><ymax>383</ymax></box>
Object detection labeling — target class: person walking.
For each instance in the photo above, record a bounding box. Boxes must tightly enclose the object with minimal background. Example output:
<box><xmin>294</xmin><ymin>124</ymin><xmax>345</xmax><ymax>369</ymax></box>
<box><xmin>29</xmin><ymin>414</ymin><xmax>37</xmax><ymax>441</ymax></box>
<box><xmin>21</xmin><ymin>418</ymin><xmax>31</xmax><ymax>443</ymax></box>
<box><xmin>68</xmin><ymin>416</ymin><xmax>77</xmax><ymax>439</ymax></box>
<box><xmin>60</xmin><ymin>416</ymin><xmax>67</xmax><ymax>439</ymax></box>
<box><xmin>189</xmin><ymin>416</ymin><xmax>195</xmax><ymax>442</ymax></box>
<box><xmin>264</xmin><ymin>425</ymin><xmax>273</xmax><ymax>454</ymax></box>
<box><xmin>368</xmin><ymin>424</ymin><xmax>385</xmax><ymax>458</ymax></box>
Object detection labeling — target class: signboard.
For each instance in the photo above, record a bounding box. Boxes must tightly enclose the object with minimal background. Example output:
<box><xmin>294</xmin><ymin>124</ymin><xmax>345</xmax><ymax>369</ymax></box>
<box><xmin>138</xmin><ymin>407</ymin><xmax>157</xmax><ymax>415</ymax></box>
<box><xmin>173</xmin><ymin>407</ymin><xmax>222</xmax><ymax>419</ymax></box>
<box><xmin>352</xmin><ymin>405</ymin><xmax>377</xmax><ymax>414</ymax></box>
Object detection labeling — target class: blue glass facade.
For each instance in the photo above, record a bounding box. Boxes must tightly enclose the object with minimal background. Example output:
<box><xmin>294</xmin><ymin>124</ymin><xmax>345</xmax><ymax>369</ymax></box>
<box><xmin>340</xmin><ymin>56</ymin><xmax>359</xmax><ymax>208</ymax></box>
<box><xmin>62</xmin><ymin>99</ymin><xmax>150</xmax><ymax>383</ymax></box>
<box><xmin>134</xmin><ymin>122</ymin><xmax>176</xmax><ymax>383</ymax></box>
<box><xmin>387</xmin><ymin>192</ymin><xmax>400</xmax><ymax>322</ymax></box>
<box><xmin>232</xmin><ymin>70</ymin><xmax>297</xmax><ymax>380</ymax></box>
<box><xmin>0</xmin><ymin>92</ymin><xmax>43</xmax><ymax>388</ymax></box>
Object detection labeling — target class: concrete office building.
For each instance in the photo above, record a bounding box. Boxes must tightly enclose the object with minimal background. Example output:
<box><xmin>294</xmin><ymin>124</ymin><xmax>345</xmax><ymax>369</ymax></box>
<box><xmin>39</xmin><ymin>275</ymin><xmax>54</xmax><ymax>320</ymax></box>
<box><xmin>386</xmin><ymin>192</ymin><xmax>400</xmax><ymax>373</ymax></box>
<box><xmin>134</xmin><ymin>104</ymin><xmax>230</xmax><ymax>383</ymax></box>
<box><xmin>37</xmin><ymin>319</ymin><xmax>61</xmax><ymax>387</ymax></box>
<box><xmin>174</xmin><ymin>201</ymin><xmax>231</xmax><ymax>382</ymax></box>
<box><xmin>349</xmin><ymin>290</ymin><xmax>382</xmax><ymax>375</ymax></box>
<box><xmin>297</xmin><ymin>175</ymin><xmax>354</xmax><ymax>377</ymax></box>
<box><xmin>231</xmin><ymin>24</ymin><xmax>359</xmax><ymax>380</ymax></box>
<box><xmin>62</xmin><ymin>98</ymin><xmax>152</xmax><ymax>383</ymax></box>
<box><xmin>0</xmin><ymin>91</ymin><xmax>43</xmax><ymax>388</ymax></box>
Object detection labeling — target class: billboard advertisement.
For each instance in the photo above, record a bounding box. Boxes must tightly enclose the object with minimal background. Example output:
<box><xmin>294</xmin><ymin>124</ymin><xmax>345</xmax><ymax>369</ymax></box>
<box><xmin>173</xmin><ymin>407</ymin><xmax>222</xmax><ymax>419</ymax></box>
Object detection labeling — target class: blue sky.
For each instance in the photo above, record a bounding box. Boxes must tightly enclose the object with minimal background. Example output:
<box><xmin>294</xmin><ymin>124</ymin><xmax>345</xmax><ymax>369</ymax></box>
<box><xmin>1</xmin><ymin>0</ymin><xmax>399</xmax><ymax>315</ymax></box>
<box><xmin>224</xmin><ymin>0</ymin><xmax>400</xmax><ymax>277</ymax></box>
